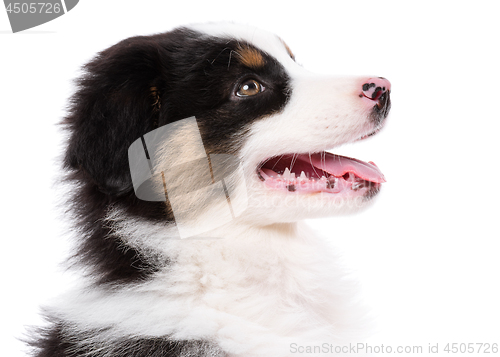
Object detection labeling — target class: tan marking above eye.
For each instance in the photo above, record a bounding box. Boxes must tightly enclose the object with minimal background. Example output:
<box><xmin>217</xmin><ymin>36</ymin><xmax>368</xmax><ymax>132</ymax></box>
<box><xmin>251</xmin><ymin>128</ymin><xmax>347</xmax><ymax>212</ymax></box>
<box><xmin>235</xmin><ymin>45</ymin><xmax>265</xmax><ymax>69</ymax></box>
<box><xmin>236</xmin><ymin>79</ymin><xmax>264</xmax><ymax>97</ymax></box>
<box><xmin>279</xmin><ymin>37</ymin><xmax>295</xmax><ymax>60</ymax></box>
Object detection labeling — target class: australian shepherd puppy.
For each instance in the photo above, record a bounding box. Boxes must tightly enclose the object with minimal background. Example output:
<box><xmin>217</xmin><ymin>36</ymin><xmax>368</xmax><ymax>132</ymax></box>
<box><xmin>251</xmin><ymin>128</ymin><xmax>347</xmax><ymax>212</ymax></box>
<box><xmin>29</xmin><ymin>23</ymin><xmax>391</xmax><ymax>356</ymax></box>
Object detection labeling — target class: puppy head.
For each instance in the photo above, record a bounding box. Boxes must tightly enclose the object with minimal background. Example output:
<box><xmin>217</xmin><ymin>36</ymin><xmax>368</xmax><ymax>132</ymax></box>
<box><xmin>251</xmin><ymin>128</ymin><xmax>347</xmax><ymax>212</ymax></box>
<box><xmin>65</xmin><ymin>23</ymin><xmax>390</xmax><ymax>233</ymax></box>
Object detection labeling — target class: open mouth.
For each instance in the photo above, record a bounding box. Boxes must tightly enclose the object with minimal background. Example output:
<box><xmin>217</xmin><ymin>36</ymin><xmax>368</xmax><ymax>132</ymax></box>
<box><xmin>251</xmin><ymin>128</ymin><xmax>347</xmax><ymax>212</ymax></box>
<box><xmin>257</xmin><ymin>152</ymin><xmax>385</xmax><ymax>197</ymax></box>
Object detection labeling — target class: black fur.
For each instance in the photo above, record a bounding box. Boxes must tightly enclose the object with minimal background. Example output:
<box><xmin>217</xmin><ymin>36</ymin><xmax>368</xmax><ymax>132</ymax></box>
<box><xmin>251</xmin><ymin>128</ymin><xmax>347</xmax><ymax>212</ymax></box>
<box><xmin>62</xmin><ymin>27</ymin><xmax>291</xmax><ymax>285</ymax></box>
<box><xmin>30</xmin><ymin>26</ymin><xmax>291</xmax><ymax>357</ymax></box>
<box><xmin>28</xmin><ymin>318</ymin><xmax>226</xmax><ymax>357</ymax></box>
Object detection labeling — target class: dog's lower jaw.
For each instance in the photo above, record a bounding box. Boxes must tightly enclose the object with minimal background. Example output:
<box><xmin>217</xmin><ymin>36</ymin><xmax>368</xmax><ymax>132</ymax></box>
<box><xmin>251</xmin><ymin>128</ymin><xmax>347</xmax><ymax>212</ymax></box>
<box><xmin>235</xmin><ymin>178</ymin><xmax>380</xmax><ymax>226</ymax></box>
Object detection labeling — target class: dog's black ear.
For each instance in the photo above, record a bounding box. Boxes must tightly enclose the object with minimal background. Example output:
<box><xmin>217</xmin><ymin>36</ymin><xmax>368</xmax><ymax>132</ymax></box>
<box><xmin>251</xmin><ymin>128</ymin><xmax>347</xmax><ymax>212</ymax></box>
<box><xmin>64</xmin><ymin>35</ymin><xmax>166</xmax><ymax>196</ymax></box>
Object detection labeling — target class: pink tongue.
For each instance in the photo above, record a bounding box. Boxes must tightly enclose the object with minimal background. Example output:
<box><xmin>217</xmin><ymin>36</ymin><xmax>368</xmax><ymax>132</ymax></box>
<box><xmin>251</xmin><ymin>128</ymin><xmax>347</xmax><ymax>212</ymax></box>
<box><xmin>307</xmin><ymin>152</ymin><xmax>386</xmax><ymax>183</ymax></box>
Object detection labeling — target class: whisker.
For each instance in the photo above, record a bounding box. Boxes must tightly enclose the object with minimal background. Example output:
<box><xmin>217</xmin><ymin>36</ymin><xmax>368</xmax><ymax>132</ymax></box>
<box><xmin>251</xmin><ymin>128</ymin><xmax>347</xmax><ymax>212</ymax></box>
<box><xmin>289</xmin><ymin>154</ymin><xmax>298</xmax><ymax>172</ymax></box>
<box><xmin>271</xmin><ymin>154</ymin><xmax>285</xmax><ymax>172</ymax></box>
<box><xmin>321</xmin><ymin>151</ymin><xmax>326</xmax><ymax>176</ymax></box>
<box><xmin>228</xmin><ymin>50</ymin><xmax>234</xmax><ymax>69</ymax></box>
<box><xmin>210</xmin><ymin>47</ymin><xmax>230</xmax><ymax>65</ymax></box>
<box><xmin>309</xmin><ymin>152</ymin><xmax>322</xmax><ymax>179</ymax></box>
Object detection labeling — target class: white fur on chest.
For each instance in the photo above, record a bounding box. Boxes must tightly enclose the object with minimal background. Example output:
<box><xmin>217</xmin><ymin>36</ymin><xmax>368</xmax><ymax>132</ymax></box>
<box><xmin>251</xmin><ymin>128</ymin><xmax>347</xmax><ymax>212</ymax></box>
<box><xmin>52</xmin><ymin>221</ymin><xmax>366</xmax><ymax>356</ymax></box>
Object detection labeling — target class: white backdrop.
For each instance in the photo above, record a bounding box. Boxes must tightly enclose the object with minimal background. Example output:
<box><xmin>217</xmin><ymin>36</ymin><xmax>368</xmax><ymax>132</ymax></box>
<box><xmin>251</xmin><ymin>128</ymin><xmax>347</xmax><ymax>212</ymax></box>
<box><xmin>2</xmin><ymin>1</ymin><xmax>499</xmax><ymax>355</ymax></box>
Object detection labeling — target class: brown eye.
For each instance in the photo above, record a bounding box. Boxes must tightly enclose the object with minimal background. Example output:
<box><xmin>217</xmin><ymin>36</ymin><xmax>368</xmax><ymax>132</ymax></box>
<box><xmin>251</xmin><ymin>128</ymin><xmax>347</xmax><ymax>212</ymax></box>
<box><xmin>236</xmin><ymin>79</ymin><xmax>264</xmax><ymax>97</ymax></box>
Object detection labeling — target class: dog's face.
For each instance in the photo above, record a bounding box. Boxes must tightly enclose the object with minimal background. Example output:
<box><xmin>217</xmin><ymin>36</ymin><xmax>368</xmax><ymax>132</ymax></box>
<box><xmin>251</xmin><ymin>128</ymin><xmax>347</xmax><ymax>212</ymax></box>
<box><xmin>65</xmin><ymin>22</ymin><xmax>391</xmax><ymax>232</ymax></box>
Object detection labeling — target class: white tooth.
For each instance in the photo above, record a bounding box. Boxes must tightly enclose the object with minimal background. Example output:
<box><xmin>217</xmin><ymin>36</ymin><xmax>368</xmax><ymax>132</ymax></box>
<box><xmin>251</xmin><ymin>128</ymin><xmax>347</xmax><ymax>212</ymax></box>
<box><xmin>290</xmin><ymin>172</ymin><xmax>296</xmax><ymax>180</ymax></box>
<box><xmin>283</xmin><ymin>168</ymin><xmax>291</xmax><ymax>180</ymax></box>
<box><xmin>300</xmin><ymin>171</ymin><xmax>307</xmax><ymax>180</ymax></box>
<box><xmin>352</xmin><ymin>182</ymin><xmax>363</xmax><ymax>190</ymax></box>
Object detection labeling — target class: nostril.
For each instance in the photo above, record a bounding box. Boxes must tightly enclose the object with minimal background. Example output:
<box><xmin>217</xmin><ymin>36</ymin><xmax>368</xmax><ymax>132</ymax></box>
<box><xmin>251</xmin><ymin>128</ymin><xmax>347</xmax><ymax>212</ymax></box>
<box><xmin>364</xmin><ymin>85</ymin><xmax>384</xmax><ymax>100</ymax></box>
<box><xmin>362</xmin><ymin>78</ymin><xmax>391</xmax><ymax>125</ymax></box>
<box><xmin>362</xmin><ymin>77</ymin><xmax>391</xmax><ymax>101</ymax></box>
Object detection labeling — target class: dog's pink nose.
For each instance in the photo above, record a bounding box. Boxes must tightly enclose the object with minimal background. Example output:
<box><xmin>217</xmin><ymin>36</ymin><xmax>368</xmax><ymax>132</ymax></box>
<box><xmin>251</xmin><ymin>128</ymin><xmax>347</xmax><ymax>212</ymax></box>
<box><xmin>362</xmin><ymin>77</ymin><xmax>391</xmax><ymax>101</ymax></box>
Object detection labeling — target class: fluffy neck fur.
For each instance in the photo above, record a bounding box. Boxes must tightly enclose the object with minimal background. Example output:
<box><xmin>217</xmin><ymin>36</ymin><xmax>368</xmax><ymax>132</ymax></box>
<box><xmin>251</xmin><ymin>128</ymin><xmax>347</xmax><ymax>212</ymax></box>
<box><xmin>49</xmin><ymin>217</ymin><xmax>369</xmax><ymax>356</ymax></box>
